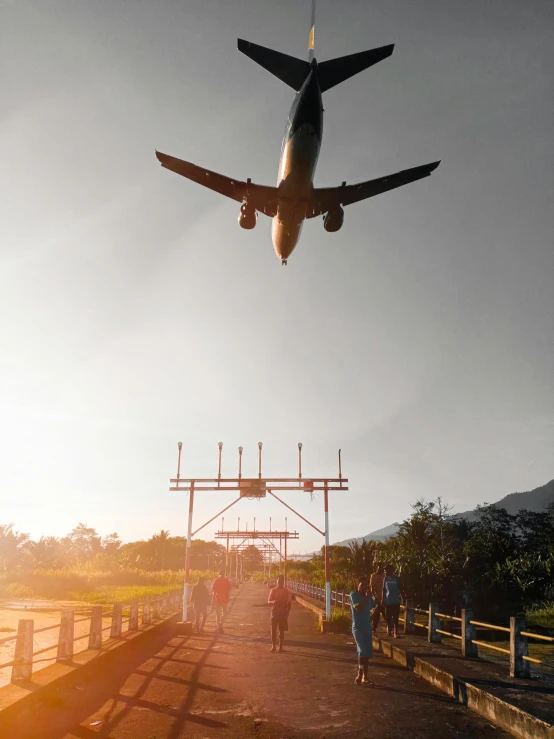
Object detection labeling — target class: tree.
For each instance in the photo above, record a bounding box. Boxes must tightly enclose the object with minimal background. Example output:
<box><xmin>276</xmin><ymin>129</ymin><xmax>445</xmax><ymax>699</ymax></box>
<box><xmin>26</xmin><ymin>536</ymin><xmax>65</xmax><ymax>569</ymax></box>
<box><xmin>241</xmin><ymin>545</ymin><xmax>264</xmax><ymax>574</ymax></box>
<box><xmin>0</xmin><ymin>524</ymin><xmax>30</xmax><ymax>573</ymax></box>
<box><xmin>101</xmin><ymin>533</ymin><xmax>121</xmax><ymax>553</ymax></box>
<box><xmin>63</xmin><ymin>523</ymin><xmax>102</xmax><ymax>566</ymax></box>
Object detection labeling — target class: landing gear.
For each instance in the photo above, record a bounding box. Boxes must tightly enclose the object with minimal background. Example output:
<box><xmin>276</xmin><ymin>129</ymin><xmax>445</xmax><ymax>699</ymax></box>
<box><xmin>281</xmin><ymin>259</ymin><xmax>287</xmax><ymax>266</ymax></box>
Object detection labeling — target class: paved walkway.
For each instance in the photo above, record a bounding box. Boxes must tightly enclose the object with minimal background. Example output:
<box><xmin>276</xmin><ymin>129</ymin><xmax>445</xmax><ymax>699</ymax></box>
<box><xmin>15</xmin><ymin>583</ymin><xmax>511</xmax><ymax>738</ymax></box>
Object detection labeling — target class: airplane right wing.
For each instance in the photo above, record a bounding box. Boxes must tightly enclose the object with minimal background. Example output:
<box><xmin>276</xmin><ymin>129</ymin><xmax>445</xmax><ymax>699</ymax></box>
<box><xmin>155</xmin><ymin>151</ymin><xmax>279</xmax><ymax>217</ymax></box>
<box><xmin>306</xmin><ymin>161</ymin><xmax>441</xmax><ymax>218</ymax></box>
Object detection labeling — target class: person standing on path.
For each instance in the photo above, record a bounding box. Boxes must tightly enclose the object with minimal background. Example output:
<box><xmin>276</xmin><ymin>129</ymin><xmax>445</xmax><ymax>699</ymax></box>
<box><xmin>350</xmin><ymin>575</ymin><xmax>377</xmax><ymax>685</ymax></box>
<box><xmin>369</xmin><ymin>562</ymin><xmax>386</xmax><ymax>633</ymax></box>
<box><xmin>212</xmin><ymin>570</ymin><xmax>233</xmax><ymax>634</ymax></box>
<box><xmin>268</xmin><ymin>575</ymin><xmax>292</xmax><ymax>653</ymax></box>
<box><xmin>190</xmin><ymin>576</ymin><xmax>210</xmax><ymax>633</ymax></box>
<box><xmin>381</xmin><ymin>564</ymin><xmax>404</xmax><ymax>638</ymax></box>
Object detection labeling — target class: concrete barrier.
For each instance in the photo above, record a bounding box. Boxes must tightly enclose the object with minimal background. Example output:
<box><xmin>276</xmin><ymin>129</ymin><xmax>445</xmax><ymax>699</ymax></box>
<box><xmin>0</xmin><ymin>612</ymin><xmax>180</xmax><ymax>734</ymax></box>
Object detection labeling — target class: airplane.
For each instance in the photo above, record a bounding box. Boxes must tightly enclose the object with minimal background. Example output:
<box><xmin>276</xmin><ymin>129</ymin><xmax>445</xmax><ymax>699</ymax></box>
<box><xmin>155</xmin><ymin>1</ymin><xmax>440</xmax><ymax>265</ymax></box>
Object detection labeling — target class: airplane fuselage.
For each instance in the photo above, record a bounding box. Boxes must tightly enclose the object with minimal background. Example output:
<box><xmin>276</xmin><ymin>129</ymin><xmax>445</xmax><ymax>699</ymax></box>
<box><xmin>272</xmin><ymin>62</ymin><xmax>323</xmax><ymax>262</ymax></box>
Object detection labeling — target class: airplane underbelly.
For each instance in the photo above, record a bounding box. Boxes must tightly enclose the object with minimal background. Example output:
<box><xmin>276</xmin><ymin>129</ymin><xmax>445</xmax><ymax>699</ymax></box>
<box><xmin>273</xmin><ymin>124</ymin><xmax>320</xmax><ymax>260</ymax></box>
<box><xmin>277</xmin><ymin>124</ymin><xmax>320</xmax><ymax>192</ymax></box>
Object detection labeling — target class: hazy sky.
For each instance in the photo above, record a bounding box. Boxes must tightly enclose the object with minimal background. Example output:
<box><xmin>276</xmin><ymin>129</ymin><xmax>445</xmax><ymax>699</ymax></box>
<box><xmin>1</xmin><ymin>0</ymin><xmax>553</xmax><ymax>553</ymax></box>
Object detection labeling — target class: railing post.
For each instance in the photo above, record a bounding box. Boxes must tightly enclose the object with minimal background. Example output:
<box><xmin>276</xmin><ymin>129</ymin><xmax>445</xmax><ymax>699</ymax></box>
<box><xmin>428</xmin><ymin>603</ymin><xmax>441</xmax><ymax>643</ymax></box>
<box><xmin>111</xmin><ymin>603</ymin><xmax>122</xmax><ymax>638</ymax></box>
<box><xmin>461</xmin><ymin>609</ymin><xmax>477</xmax><ymax>657</ymax></box>
<box><xmin>129</xmin><ymin>600</ymin><xmax>139</xmax><ymax>630</ymax></box>
<box><xmin>11</xmin><ymin>619</ymin><xmax>33</xmax><ymax>682</ymax></box>
<box><xmin>153</xmin><ymin>594</ymin><xmax>160</xmax><ymax>619</ymax></box>
<box><xmin>510</xmin><ymin>616</ymin><xmax>530</xmax><ymax>678</ymax></box>
<box><xmin>88</xmin><ymin>606</ymin><xmax>103</xmax><ymax>649</ymax></box>
<box><xmin>57</xmin><ymin>610</ymin><xmax>74</xmax><ymax>660</ymax></box>
<box><xmin>341</xmin><ymin>590</ymin><xmax>346</xmax><ymax>609</ymax></box>
<box><xmin>142</xmin><ymin>597</ymin><xmax>151</xmax><ymax>625</ymax></box>
<box><xmin>404</xmin><ymin>599</ymin><xmax>415</xmax><ymax>635</ymax></box>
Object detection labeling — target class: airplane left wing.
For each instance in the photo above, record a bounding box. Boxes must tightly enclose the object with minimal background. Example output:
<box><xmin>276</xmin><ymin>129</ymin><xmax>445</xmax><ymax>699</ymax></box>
<box><xmin>306</xmin><ymin>160</ymin><xmax>440</xmax><ymax>218</ymax></box>
<box><xmin>155</xmin><ymin>151</ymin><xmax>279</xmax><ymax>217</ymax></box>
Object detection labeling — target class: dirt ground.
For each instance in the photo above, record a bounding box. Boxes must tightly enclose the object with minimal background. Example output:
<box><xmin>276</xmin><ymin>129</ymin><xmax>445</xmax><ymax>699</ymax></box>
<box><xmin>9</xmin><ymin>583</ymin><xmax>511</xmax><ymax>739</ymax></box>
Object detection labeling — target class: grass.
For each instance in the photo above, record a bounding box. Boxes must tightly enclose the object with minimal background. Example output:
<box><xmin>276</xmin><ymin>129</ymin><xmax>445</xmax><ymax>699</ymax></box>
<box><xmin>0</xmin><ymin>626</ymin><xmax>16</xmax><ymax>633</ymax></box>
<box><xmin>70</xmin><ymin>585</ymin><xmax>183</xmax><ymax>606</ymax></box>
<box><xmin>526</xmin><ymin>602</ymin><xmax>554</xmax><ymax>629</ymax></box>
<box><xmin>0</xmin><ymin>568</ymin><xmax>217</xmax><ymax>603</ymax></box>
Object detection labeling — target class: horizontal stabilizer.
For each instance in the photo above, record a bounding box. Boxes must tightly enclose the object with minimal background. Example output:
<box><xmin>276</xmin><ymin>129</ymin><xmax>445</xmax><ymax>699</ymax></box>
<box><xmin>317</xmin><ymin>44</ymin><xmax>394</xmax><ymax>92</ymax></box>
<box><xmin>238</xmin><ymin>39</ymin><xmax>310</xmax><ymax>91</ymax></box>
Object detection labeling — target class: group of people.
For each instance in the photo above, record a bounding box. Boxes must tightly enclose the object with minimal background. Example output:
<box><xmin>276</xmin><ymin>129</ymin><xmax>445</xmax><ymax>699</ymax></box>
<box><xmin>350</xmin><ymin>562</ymin><xmax>405</xmax><ymax>685</ymax></box>
<box><xmin>189</xmin><ymin>563</ymin><xmax>405</xmax><ymax>686</ymax></box>
<box><xmin>190</xmin><ymin>570</ymin><xmax>293</xmax><ymax>652</ymax></box>
<box><xmin>190</xmin><ymin>571</ymin><xmax>233</xmax><ymax>633</ymax></box>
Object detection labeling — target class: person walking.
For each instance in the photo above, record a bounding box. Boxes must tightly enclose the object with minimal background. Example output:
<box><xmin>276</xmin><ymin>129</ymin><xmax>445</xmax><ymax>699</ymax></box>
<box><xmin>190</xmin><ymin>576</ymin><xmax>210</xmax><ymax>633</ymax></box>
<box><xmin>369</xmin><ymin>562</ymin><xmax>386</xmax><ymax>633</ymax></box>
<box><xmin>268</xmin><ymin>575</ymin><xmax>292</xmax><ymax>652</ymax></box>
<box><xmin>382</xmin><ymin>564</ymin><xmax>404</xmax><ymax>638</ymax></box>
<box><xmin>349</xmin><ymin>575</ymin><xmax>377</xmax><ymax>685</ymax></box>
<box><xmin>211</xmin><ymin>570</ymin><xmax>233</xmax><ymax>633</ymax></box>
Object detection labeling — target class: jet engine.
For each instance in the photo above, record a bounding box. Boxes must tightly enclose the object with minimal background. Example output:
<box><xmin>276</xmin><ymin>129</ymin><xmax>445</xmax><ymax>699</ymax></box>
<box><xmin>323</xmin><ymin>207</ymin><xmax>344</xmax><ymax>232</ymax></box>
<box><xmin>238</xmin><ymin>203</ymin><xmax>257</xmax><ymax>230</ymax></box>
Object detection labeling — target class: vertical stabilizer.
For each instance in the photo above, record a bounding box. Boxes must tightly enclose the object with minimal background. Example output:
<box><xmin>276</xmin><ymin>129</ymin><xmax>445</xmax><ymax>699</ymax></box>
<box><xmin>308</xmin><ymin>0</ymin><xmax>316</xmax><ymax>62</ymax></box>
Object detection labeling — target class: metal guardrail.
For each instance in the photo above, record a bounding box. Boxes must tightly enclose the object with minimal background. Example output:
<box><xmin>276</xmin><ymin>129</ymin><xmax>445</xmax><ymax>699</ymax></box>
<box><xmin>0</xmin><ymin>589</ymin><xmax>183</xmax><ymax>681</ymax></box>
<box><xmin>287</xmin><ymin>579</ymin><xmax>553</xmax><ymax>679</ymax></box>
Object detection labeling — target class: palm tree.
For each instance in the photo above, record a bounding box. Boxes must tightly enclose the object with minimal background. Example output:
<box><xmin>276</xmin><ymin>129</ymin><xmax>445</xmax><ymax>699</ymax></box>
<box><xmin>150</xmin><ymin>530</ymin><xmax>171</xmax><ymax>569</ymax></box>
<box><xmin>0</xmin><ymin>524</ymin><xmax>31</xmax><ymax>573</ymax></box>
<box><xmin>26</xmin><ymin>537</ymin><xmax>63</xmax><ymax>569</ymax></box>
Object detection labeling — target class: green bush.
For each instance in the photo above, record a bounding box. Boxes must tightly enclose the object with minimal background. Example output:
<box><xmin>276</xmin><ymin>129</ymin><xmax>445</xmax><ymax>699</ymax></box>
<box><xmin>526</xmin><ymin>602</ymin><xmax>554</xmax><ymax>629</ymax></box>
<box><xmin>327</xmin><ymin>607</ymin><xmax>352</xmax><ymax>633</ymax></box>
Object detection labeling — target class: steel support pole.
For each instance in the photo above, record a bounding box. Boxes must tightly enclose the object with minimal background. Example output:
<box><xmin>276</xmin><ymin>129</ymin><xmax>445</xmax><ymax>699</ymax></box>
<box><xmin>182</xmin><ymin>481</ymin><xmax>195</xmax><ymax>621</ymax></box>
<box><xmin>226</xmin><ymin>535</ymin><xmax>229</xmax><ymax>577</ymax></box>
<box><xmin>324</xmin><ymin>481</ymin><xmax>331</xmax><ymax>620</ymax></box>
<box><xmin>284</xmin><ymin>534</ymin><xmax>287</xmax><ymax>585</ymax></box>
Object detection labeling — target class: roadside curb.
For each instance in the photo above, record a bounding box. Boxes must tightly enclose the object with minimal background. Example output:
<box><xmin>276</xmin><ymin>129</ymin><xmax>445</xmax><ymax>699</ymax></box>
<box><xmin>294</xmin><ymin>595</ymin><xmax>553</xmax><ymax>739</ymax></box>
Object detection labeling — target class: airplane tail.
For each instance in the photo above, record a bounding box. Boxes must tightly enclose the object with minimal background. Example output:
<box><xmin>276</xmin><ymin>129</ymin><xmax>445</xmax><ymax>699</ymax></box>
<box><xmin>317</xmin><ymin>44</ymin><xmax>394</xmax><ymax>92</ymax></box>
<box><xmin>237</xmin><ymin>39</ymin><xmax>310</xmax><ymax>92</ymax></box>
<box><xmin>308</xmin><ymin>0</ymin><xmax>315</xmax><ymax>63</ymax></box>
<box><xmin>238</xmin><ymin>1</ymin><xmax>394</xmax><ymax>93</ymax></box>
<box><xmin>237</xmin><ymin>0</ymin><xmax>315</xmax><ymax>91</ymax></box>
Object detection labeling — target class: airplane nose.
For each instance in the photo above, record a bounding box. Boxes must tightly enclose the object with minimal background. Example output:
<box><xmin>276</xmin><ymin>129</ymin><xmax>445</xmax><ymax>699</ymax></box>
<box><xmin>272</xmin><ymin>217</ymin><xmax>296</xmax><ymax>261</ymax></box>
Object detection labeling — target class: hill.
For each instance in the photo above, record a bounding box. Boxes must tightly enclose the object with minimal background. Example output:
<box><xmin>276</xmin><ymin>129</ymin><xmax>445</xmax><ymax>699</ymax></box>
<box><xmin>333</xmin><ymin>522</ymin><xmax>400</xmax><ymax>546</ymax></box>
<box><xmin>452</xmin><ymin>477</ymin><xmax>554</xmax><ymax>522</ymax></box>
<box><xmin>333</xmin><ymin>478</ymin><xmax>554</xmax><ymax>547</ymax></box>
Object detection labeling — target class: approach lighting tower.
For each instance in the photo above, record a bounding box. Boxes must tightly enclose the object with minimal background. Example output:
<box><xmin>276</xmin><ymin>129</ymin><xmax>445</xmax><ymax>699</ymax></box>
<box><xmin>169</xmin><ymin>442</ymin><xmax>348</xmax><ymax>624</ymax></box>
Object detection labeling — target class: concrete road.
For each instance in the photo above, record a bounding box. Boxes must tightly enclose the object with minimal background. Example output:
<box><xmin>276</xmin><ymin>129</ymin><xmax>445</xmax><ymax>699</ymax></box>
<box><xmin>18</xmin><ymin>583</ymin><xmax>511</xmax><ymax>738</ymax></box>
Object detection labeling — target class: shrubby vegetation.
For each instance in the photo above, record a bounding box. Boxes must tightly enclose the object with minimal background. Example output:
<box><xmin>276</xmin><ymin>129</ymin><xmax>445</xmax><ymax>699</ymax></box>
<box><xmin>287</xmin><ymin>499</ymin><xmax>554</xmax><ymax>626</ymax></box>
<box><xmin>0</xmin><ymin>523</ymin><xmax>227</xmax><ymax>602</ymax></box>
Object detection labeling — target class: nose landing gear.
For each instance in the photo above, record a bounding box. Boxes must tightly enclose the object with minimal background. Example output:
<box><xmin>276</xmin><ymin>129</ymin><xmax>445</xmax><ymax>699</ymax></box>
<box><xmin>281</xmin><ymin>259</ymin><xmax>288</xmax><ymax>266</ymax></box>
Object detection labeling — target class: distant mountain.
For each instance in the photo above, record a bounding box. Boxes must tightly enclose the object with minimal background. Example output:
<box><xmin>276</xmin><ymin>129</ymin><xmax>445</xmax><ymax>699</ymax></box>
<box><xmin>451</xmin><ymin>478</ymin><xmax>554</xmax><ymax>522</ymax></box>
<box><xmin>333</xmin><ymin>522</ymin><xmax>400</xmax><ymax>547</ymax></box>
<box><xmin>333</xmin><ymin>478</ymin><xmax>554</xmax><ymax>548</ymax></box>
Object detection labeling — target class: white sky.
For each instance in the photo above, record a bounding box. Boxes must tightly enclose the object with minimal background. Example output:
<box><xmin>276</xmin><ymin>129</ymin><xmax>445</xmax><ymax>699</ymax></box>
<box><xmin>1</xmin><ymin>0</ymin><xmax>553</xmax><ymax>553</ymax></box>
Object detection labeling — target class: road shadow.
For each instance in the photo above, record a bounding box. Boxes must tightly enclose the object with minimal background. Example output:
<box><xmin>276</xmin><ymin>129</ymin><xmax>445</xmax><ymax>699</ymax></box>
<box><xmin>10</xmin><ymin>590</ymin><xmax>246</xmax><ymax>739</ymax></box>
